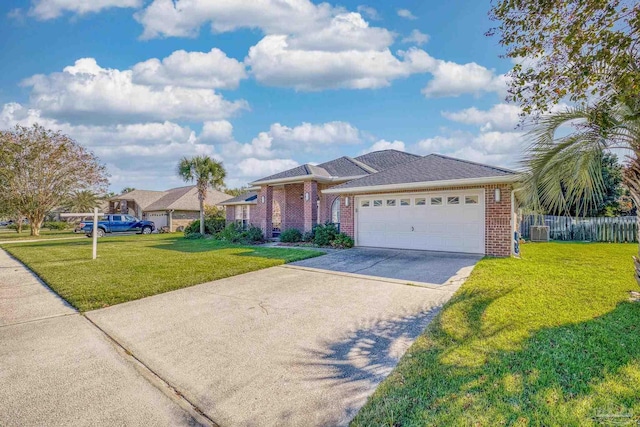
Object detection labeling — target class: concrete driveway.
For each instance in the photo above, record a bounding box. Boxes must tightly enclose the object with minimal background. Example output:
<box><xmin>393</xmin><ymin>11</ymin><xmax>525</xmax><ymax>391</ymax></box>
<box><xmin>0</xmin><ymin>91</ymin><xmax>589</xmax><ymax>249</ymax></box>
<box><xmin>86</xmin><ymin>265</ymin><xmax>461</xmax><ymax>427</ymax></box>
<box><xmin>290</xmin><ymin>247</ymin><xmax>483</xmax><ymax>286</ymax></box>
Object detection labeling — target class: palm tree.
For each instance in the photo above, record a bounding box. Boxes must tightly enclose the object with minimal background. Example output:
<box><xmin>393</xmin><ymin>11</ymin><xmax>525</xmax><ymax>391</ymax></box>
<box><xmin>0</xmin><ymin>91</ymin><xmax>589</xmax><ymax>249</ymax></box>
<box><xmin>523</xmin><ymin>98</ymin><xmax>640</xmax><ymax>281</ymax></box>
<box><xmin>177</xmin><ymin>156</ymin><xmax>226</xmax><ymax>235</ymax></box>
<box><xmin>63</xmin><ymin>190</ymin><xmax>100</xmax><ymax>214</ymax></box>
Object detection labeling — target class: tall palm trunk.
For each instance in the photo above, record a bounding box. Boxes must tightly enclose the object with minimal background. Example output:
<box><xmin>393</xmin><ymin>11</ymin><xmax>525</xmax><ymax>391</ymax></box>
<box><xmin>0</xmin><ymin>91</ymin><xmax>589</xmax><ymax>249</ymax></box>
<box><xmin>624</xmin><ymin>153</ymin><xmax>640</xmax><ymax>286</ymax></box>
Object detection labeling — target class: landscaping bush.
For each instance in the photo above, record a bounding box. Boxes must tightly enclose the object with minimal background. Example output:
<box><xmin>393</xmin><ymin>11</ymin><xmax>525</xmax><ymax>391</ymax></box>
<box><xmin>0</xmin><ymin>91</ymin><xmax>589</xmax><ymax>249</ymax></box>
<box><xmin>243</xmin><ymin>226</ymin><xmax>264</xmax><ymax>243</ymax></box>
<box><xmin>331</xmin><ymin>233</ymin><xmax>354</xmax><ymax>248</ymax></box>
<box><xmin>313</xmin><ymin>223</ymin><xmax>339</xmax><ymax>246</ymax></box>
<box><xmin>301</xmin><ymin>231</ymin><xmax>315</xmax><ymax>242</ymax></box>
<box><xmin>280</xmin><ymin>228</ymin><xmax>303</xmax><ymax>243</ymax></box>
<box><xmin>184</xmin><ymin>217</ymin><xmax>226</xmax><ymax>236</ymax></box>
<box><xmin>219</xmin><ymin>223</ymin><xmax>244</xmax><ymax>243</ymax></box>
<box><xmin>7</xmin><ymin>223</ymin><xmax>30</xmax><ymax>231</ymax></box>
<box><xmin>184</xmin><ymin>232</ymin><xmax>204</xmax><ymax>239</ymax></box>
<box><xmin>43</xmin><ymin>221</ymin><xmax>69</xmax><ymax>230</ymax></box>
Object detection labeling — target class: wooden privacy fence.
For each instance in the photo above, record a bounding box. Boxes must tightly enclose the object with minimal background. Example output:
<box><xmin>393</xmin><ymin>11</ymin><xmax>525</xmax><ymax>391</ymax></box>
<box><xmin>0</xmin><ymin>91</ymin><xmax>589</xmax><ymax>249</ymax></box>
<box><xmin>520</xmin><ymin>215</ymin><xmax>638</xmax><ymax>243</ymax></box>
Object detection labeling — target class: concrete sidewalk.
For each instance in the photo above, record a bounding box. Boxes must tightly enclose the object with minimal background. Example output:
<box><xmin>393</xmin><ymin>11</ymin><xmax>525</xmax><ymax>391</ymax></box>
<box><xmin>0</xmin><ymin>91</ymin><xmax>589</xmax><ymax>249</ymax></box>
<box><xmin>0</xmin><ymin>249</ymin><xmax>200</xmax><ymax>427</ymax></box>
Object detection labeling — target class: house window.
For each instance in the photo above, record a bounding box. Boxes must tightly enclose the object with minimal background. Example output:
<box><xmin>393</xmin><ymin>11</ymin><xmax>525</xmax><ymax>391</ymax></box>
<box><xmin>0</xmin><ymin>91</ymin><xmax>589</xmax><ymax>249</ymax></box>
<box><xmin>361</xmin><ymin>200</ymin><xmax>370</xmax><ymax>207</ymax></box>
<box><xmin>331</xmin><ymin>198</ymin><xmax>341</xmax><ymax>224</ymax></box>
<box><xmin>415</xmin><ymin>198</ymin><xmax>426</xmax><ymax>206</ymax></box>
<box><xmin>400</xmin><ymin>198</ymin><xmax>410</xmax><ymax>206</ymax></box>
<box><xmin>373</xmin><ymin>199</ymin><xmax>383</xmax><ymax>207</ymax></box>
<box><xmin>447</xmin><ymin>196</ymin><xmax>460</xmax><ymax>205</ymax></box>
<box><xmin>386</xmin><ymin>199</ymin><xmax>396</xmax><ymax>207</ymax></box>
<box><xmin>430</xmin><ymin>197</ymin><xmax>443</xmax><ymax>206</ymax></box>
<box><xmin>465</xmin><ymin>195</ymin><xmax>479</xmax><ymax>204</ymax></box>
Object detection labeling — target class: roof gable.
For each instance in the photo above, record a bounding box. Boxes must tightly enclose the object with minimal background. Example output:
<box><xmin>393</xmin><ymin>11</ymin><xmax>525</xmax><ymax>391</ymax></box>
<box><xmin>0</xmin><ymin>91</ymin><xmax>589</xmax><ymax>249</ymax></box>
<box><xmin>329</xmin><ymin>154</ymin><xmax>518</xmax><ymax>191</ymax></box>
<box><xmin>250</xmin><ymin>150</ymin><xmax>422</xmax><ymax>184</ymax></box>
<box><xmin>354</xmin><ymin>150</ymin><xmax>422</xmax><ymax>172</ymax></box>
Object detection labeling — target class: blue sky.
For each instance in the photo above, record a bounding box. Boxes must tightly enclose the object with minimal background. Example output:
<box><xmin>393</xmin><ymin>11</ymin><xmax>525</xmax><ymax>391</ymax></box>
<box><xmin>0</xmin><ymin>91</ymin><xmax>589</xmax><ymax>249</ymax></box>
<box><xmin>0</xmin><ymin>0</ymin><xmax>524</xmax><ymax>191</ymax></box>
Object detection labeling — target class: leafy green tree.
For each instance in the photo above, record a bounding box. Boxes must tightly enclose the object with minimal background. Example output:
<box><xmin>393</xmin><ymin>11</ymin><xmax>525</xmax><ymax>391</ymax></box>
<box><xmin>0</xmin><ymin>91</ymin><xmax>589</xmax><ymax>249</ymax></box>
<box><xmin>489</xmin><ymin>0</ymin><xmax>640</xmax><ymax>114</ymax></box>
<box><xmin>62</xmin><ymin>190</ymin><xmax>101</xmax><ymax>216</ymax></box>
<box><xmin>121</xmin><ymin>187</ymin><xmax>136</xmax><ymax>194</ymax></box>
<box><xmin>177</xmin><ymin>155</ymin><xmax>226</xmax><ymax>235</ymax></box>
<box><xmin>0</xmin><ymin>124</ymin><xmax>108</xmax><ymax>236</ymax></box>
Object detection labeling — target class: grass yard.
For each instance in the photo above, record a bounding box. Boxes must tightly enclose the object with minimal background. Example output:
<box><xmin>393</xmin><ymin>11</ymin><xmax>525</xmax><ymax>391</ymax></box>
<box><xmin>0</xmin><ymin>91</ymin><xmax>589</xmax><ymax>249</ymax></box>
<box><xmin>2</xmin><ymin>234</ymin><xmax>323</xmax><ymax>311</ymax></box>
<box><xmin>352</xmin><ymin>243</ymin><xmax>640</xmax><ymax>426</ymax></box>
<box><xmin>0</xmin><ymin>229</ymin><xmax>79</xmax><ymax>241</ymax></box>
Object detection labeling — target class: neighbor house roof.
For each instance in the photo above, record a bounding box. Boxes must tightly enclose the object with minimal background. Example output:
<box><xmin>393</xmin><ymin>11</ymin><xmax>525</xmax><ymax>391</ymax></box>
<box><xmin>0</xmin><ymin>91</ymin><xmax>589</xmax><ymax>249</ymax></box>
<box><xmin>220</xmin><ymin>191</ymin><xmax>258</xmax><ymax>206</ymax></box>
<box><xmin>324</xmin><ymin>154</ymin><xmax>520</xmax><ymax>194</ymax></box>
<box><xmin>112</xmin><ymin>186</ymin><xmax>232</xmax><ymax>211</ymax></box>
<box><xmin>250</xmin><ymin>150</ymin><xmax>419</xmax><ymax>185</ymax></box>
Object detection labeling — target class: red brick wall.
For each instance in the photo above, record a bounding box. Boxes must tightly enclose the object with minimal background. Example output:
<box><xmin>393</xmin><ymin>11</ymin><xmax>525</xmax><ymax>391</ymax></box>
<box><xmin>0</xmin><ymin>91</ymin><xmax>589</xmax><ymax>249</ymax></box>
<box><xmin>256</xmin><ymin>186</ymin><xmax>273</xmax><ymax>238</ymax></box>
<box><xmin>484</xmin><ymin>184</ymin><xmax>513</xmax><ymax>257</ymax></box>
<box><xmin>339</xmin><ymin>195</ymin><xmax>355</xmax><ymax>237</ymax></box>
<box><xmin>336</xmin><ymin>184</ymin><xmax>514</xmax><ymax>257</ymax></box>
<box><xmin>303</xmin><ymin>181</ymin><xmax>318</xmax><ymax>231</ymax></box>
<box><xmin>283</xmin><ymin>183</ymin><xmax>304</xmax><ymax>231</ymax></box>
<box><xmin>225</xmin><ymin>206</ymin><xmax>235</xmax><ymax>224</ymax></box>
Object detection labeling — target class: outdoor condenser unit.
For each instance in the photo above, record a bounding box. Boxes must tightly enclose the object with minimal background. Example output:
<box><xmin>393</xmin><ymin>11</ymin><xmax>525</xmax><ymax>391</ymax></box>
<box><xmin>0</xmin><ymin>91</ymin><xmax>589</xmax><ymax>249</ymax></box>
<box><xmin>530</xmin><ymin>226</ymin><xmax>550</xmax><ymax>242</ymax></box>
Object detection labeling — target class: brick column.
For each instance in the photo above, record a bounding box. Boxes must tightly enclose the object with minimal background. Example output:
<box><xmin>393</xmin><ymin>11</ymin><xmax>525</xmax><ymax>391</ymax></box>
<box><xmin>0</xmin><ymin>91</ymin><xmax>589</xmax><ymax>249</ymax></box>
<box><xmin>485</xmin><ymin>184</ymin><xmax>513</xmax><ymax>257</ymax></box>
<box><xmin>258</xmin><ymin>186</ymin><xmax>273</xmax><ymax>238</ymax></box>
<box><xmin>339</xmin><ymin>195</ymin><xmax>355</xmax><ymax>238</ymax></box>
<box><xmin>303</xmin><ymin>181</ymin><xmax>318</xmax><ymax>232</ymax></box>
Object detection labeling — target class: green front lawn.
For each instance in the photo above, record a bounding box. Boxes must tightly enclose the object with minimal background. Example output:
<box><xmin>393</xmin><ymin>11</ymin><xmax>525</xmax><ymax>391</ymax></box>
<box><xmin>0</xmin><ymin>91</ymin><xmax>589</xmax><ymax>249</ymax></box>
<box><xmin>0</xmin><ymin>229</ymin><xmax>79</xmax><ymax>241</ymax></box>
<box><xmin>2</xmin><ymin>234</ymin><xmax>323</xmax><ymax>311</ymax></box>
<box><xmin>353</xmin><ymin>243</ymin><xmax>640</xmax><ymax>426</ymax></box>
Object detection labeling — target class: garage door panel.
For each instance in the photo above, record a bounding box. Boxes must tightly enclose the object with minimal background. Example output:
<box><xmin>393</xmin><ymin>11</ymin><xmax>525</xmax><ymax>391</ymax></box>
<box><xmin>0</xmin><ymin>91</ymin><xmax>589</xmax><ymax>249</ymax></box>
<box><xmin>356</xmin><ymin>191</ymin><xmax>485</xmax><ymax>254</ymax></box>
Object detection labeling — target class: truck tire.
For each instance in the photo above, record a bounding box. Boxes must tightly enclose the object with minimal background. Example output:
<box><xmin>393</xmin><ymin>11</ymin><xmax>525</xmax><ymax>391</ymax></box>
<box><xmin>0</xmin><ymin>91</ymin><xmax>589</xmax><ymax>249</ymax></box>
<box><xmin>141</xmin><ymin>226</ymin><xmax>152</xmax><ymax>235</ymax></box>
<box><xmin>97</xmin><ymin>228</ymin><xmax>105</xmax><ymax>237</ymax></box>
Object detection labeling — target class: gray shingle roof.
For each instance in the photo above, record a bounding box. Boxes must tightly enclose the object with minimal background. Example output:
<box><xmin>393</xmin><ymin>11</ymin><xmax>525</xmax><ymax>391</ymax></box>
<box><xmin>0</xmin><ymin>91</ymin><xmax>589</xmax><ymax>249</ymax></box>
<box><xmin>220</xmin><ymin>191</ymin><xmax>258</xmax><ymax>205</ymax></box>
<box><xmin>251</xmin><ymin>150</ymin><xmax>416</xmax><ymax>184</ymax></box>
<box><xmin>330</xmin><ymin>154</ymin><xmax>518</xmax><ymax>190</ymax></box>
<box><xmin>317</xmin><ymin>156</ymin><xmax>370</xmax><ymax>177</ymax></box>
<box><xmin>354</xmin><ymin>150</ymin><xmax>422</xmax><ymax>172</ymax></box>
<box><xmin>114</xmin><ymin>186</ymin><xmax>232</xmax><ymax>212</ymax></box>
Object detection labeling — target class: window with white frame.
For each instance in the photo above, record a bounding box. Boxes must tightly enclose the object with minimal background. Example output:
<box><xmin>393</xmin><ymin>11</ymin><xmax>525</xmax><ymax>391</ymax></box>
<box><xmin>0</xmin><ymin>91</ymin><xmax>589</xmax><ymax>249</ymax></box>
<box><xmin>415</xmin><ymin>198</ymin><xmax>426</xmax><ymax>206</ymax></box>
<box><xmin>447</xmin><ymin>196</ymin><xmax>460</xmax><ymax>205</ymax></box>
<box><xmin>373</xmin><ymin>199</ymin><xmax>383</xmax><ymax>207</ymax></box>
<box><xmin>465</xmin><ymin>195</ymin><xmax>479</xmax><ymax>204</ymax></box>
<box><xmin>430</xmin><ymin>196</ymin><xmax>443</xmax><ymax>206</ymax></box>
<box><xmin>400</xmin><ymin>198</ymin><xmax>411</xmax><ymax>206</ymax></box>
<box><xmin>386</xmin><ymin>199</ymin><xmax>396</xmax><ymax>207</ymax></box>
<box><xmin>361</xmin><ymin>200</ymin><xmax>370</xmax><ymax>207</ymax></box>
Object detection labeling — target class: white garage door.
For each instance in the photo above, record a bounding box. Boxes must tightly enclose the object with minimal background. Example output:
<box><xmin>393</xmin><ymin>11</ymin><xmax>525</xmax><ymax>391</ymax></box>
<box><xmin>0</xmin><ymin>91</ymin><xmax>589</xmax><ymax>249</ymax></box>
<box><xmin>146</xmin><ymin>212</ymin><xmax>168</xmax><ymax>228</ymax></box>
<box><xmin>356</xmin><ymin>190</ymin><xmax>485</xmax><ymax>254</ymax></box>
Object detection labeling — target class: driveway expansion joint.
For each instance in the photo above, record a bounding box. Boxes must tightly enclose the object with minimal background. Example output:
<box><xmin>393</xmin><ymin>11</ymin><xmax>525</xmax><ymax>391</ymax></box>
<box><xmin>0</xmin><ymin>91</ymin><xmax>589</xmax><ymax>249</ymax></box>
<box><xmin>81</xmin><ymin>313</ymin><xmax>219</xmax><ymax>427</ymax></box>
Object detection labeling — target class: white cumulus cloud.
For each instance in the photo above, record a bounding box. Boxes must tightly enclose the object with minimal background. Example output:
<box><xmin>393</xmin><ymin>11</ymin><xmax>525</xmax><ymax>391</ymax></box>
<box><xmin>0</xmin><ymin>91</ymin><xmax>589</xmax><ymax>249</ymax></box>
<box><xmin>135</xmin><ymin>0</ymin><xmax>335</xmax><ymax>39</ymax></box>
<box><xmin>22</xmin><ymin>58</ymin><xmax>248</xmax><ymax>124</ymax></box>
<box><xmin>237</xmin><ymin>158</ymin><xmax>300</xmax><ymax>179</ymax></box>
<box><xmin>442</xmin><ymin>103</ymin><xmax>522</xmax><ymax>132</ymax></box>
<box><xmin>29</xmin><ymin>0</ymin><xmax>142</xmax><ymax>20</ymax></box>
<box><xmin>402</xmin><ymin>29</ymin><xmax>429</xmax><ymax>46</ymax></box>
<box><xmin>132</xmin><ymin>48</ymin><xmax>247</xmax><ymax>90</ymax></box>
<box><xmin>421</xmin><ymin>60</ymin><xmax>508</xmax><ymax>98</ymax></box>
<box><xmin>397</xmin><ymin>9</ymin><xmax>417</xmax><ymax>20</ymax></box>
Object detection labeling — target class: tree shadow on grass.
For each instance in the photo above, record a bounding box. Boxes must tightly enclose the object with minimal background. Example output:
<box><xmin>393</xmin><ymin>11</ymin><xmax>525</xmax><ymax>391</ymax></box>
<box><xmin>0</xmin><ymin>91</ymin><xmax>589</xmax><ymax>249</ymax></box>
<box><xmin>351</xmin><ymin>301</ymin><xmax>640</xmax><ymax>426</ymax></box>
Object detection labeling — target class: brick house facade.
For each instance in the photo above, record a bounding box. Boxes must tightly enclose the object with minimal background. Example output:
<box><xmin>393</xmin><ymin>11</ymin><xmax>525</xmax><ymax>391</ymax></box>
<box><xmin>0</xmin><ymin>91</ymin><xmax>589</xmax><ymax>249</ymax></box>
<box><xmin>245</xmin><ymin>151</ymin><xmax>519</xmax><ymax>257</ymax></box>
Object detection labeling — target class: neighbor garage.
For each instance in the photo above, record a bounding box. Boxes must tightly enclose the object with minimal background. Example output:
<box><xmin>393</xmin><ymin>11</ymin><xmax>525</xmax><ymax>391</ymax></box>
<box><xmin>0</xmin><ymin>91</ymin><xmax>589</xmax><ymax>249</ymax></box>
<box><xmin>355</xmin><ymin>190</ymin><xmax>484</xmax><ymax>254</ymax></box>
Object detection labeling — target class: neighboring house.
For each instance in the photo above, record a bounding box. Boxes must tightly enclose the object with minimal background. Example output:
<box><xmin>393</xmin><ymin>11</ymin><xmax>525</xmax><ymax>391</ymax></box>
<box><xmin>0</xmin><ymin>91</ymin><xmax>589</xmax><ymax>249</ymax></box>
<box><xmin>220</xmin><ymin>191</ymin><xmax>258</xmax><ymax>230</ymax></box>
<box><xmin>247</xmin><ymin>150</ymin><xmax>520</xmax><ymax>257</ymax></box>
<box><xmin>109</xmin><ymin>186</ymin><xmax>232</xmax><ymax>231</ymax></box>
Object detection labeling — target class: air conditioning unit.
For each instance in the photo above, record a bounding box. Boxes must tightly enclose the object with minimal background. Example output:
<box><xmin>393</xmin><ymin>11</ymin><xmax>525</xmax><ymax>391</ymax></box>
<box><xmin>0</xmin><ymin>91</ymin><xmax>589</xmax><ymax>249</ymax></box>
<box><xmin>530</xmin><ymin>226</ymin><xmax>550</xmax><ymax>242</ymax></box>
